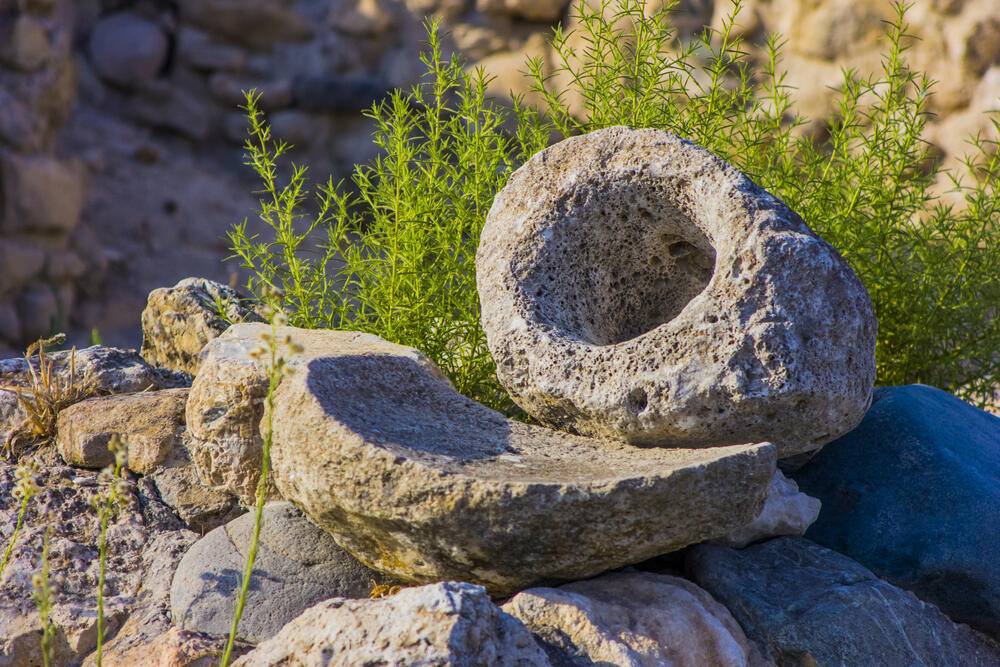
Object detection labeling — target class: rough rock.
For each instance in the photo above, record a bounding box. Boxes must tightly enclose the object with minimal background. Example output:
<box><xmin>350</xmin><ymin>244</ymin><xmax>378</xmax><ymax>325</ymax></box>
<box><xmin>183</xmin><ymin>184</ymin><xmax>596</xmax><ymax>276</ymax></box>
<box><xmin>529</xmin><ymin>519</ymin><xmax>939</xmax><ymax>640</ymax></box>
<box><xmin>56</xmin><ymin>388</ymin><xmax>188</xmax><ymax>472</ymax></box>
<box><xmin>80</xmin><ymin>530</ymin><xmax>202</xmax><ymax>666</ymax></box>
<box><xmin>184</xmin><ymin>323</ymin><xmax>449</xmax><ymax>503</ymax></box>
<box><xmin>0</xmin><ymin>464</ymin><xmax>196</xmax><ymax>666</ymax></box>
<box><xmin>140</xmin><ymin>278</ymin><xmax>264</xmax><ymax>376</ymax></box>
<box><xmin>84</xmin><ymin>627</ymin><xmax>245</xmax><ymax>667</ymax></box>
<box><xmin>88</xmin><ymin>13</ymin><xmax>168</xmax><ymax>89</ymax></box>
<box><xmin>502</xmin><ymin>571</ymin><xmax>769</xmax><ymax>666</ymax></box>
<box><xmin>178</xmin><ymin>0</ymin><xmax>314</xmax><ymax>50</ymax></box>
<box><xmin>688</xmin><ymin>537</ymin><xmax>1000</xmax><ymax>666</ymax></box>
<box><xmin>232</xmin><ymin>582</ymin><xmax>549</xmax><ymax>666</ymax></box>
<box><xmin>170</xmin><ymin>502</ymin><xmax>397</xmax><ymax>643</ymax></box>
<box><xmin>792</xmin><ymin>384</ymin><xmax>1000</xmax><ymax>638</ymax></box>
<box><xmin>2</xmin><ymin>345</ymin><xmax>189</xmax><ymax>446</ymax></box>
<box><xmin>477</xmin><ymin>0</ymin><xmax>569</xmax><ymax>21</ymax></box>
<box><xmin>0</xmin><ymin>16</ymin><xmax>51</xmax><ymax>71</ymax></box>
<box><xmin>713</xmin><ymin>469</ymin><xmax>820</xmax><ymax>548</ymax></box>
<box><xmin>476</xmin><ymin>127</ymin><xmax>876</xmax><ymax>458</ymax></box>
<box><xmin>0</xmin><ymin>153</ymin><xmax>85</xmax><ymax>236</ymax></box>
<box><xmin>146</xmin><ymin>453</ymin><xmax>241</xmax><ymax>534</ymax></box>
<box><xmin>270</xmin><ymin>343</ymin><xmax>775</xmax><ymax>595</ymax></box>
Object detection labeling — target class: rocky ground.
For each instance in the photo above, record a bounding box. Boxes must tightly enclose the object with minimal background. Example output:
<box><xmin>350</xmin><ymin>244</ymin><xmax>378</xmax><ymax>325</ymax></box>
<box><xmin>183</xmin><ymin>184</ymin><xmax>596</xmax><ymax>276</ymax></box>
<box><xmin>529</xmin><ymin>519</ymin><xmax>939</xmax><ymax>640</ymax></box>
<box><xmin>2</xmin><ymin>0</ymin><xmax>1000</xmax><ymax>358</ymax></box>
<box><xmin>2</xmin><ymin>124</ymin><xmax>1000</xmax><ymax>663</ymax></box>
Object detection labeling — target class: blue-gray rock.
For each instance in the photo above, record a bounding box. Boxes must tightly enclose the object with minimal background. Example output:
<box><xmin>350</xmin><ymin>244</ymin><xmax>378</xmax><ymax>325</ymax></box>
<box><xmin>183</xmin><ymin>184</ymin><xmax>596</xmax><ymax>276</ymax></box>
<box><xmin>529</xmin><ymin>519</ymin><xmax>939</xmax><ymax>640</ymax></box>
<box><xmin>687</xmin><ymin>537</ymin><xmax>1000</xmax><ymax>666</ymax></box>
<box><xmin>88</xmin><ymin>13</ymin><xmax>168</xmax><ymax>89</ymax></box>
<box><xmin>791</xmin><ymin>384</ymin><xmax>1000</xmax><ymax>638</ymax></box>
<box><xmin>169</xmin><ymin>502</ymin><xmax>398</xmax><ymax>643</ymax></box>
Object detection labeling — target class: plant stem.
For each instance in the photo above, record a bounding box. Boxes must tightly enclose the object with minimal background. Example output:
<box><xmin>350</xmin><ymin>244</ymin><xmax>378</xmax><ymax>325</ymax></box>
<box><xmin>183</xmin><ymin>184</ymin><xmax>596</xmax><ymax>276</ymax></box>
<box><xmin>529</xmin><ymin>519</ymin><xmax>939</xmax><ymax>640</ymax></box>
<box><xmin>0</xmin><ymin>493</ymin><xmax>28</xmax><ymax>576</ymax></box>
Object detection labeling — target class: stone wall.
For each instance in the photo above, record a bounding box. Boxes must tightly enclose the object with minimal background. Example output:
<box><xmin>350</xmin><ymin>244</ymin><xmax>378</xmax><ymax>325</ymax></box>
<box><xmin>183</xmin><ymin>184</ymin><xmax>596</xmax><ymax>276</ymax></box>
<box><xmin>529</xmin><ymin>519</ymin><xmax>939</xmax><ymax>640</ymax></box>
<box><xmin>0</xmin><ymin>0</ymin><xmax>997</xmax><ymax>355</ymax></box>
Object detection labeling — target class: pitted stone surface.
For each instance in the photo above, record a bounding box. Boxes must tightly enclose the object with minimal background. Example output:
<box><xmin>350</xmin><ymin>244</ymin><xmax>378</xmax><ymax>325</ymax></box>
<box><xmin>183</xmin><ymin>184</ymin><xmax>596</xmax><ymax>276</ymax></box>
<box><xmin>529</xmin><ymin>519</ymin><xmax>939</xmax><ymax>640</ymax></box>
<box><xmin>270</xmin><ymin>347</ymin><xmax>775</xmax><ymax>596</ymax></box>
<box><xmin>476</xmin><ymin>127</ymin><xmax>876</xmax><ymax>457</ymax></box>
<box><xmin>184</xmin><ymin>323</ymin><xmax>451</xmax><ymax>503</ymax></box>
<box><xmin>140</xmin><ymin>277</ymin><xmax>265</xmax><ymax>376</ymax></box>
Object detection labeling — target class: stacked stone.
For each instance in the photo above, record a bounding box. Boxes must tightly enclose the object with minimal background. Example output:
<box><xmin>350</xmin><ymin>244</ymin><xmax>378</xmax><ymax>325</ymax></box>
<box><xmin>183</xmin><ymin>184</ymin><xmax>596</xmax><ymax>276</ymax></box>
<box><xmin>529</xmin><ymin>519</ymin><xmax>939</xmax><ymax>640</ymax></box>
<box><xmin>0</xmin><ymin>1</ymin><xmax>96</xmax><ymax>350</ymax></box>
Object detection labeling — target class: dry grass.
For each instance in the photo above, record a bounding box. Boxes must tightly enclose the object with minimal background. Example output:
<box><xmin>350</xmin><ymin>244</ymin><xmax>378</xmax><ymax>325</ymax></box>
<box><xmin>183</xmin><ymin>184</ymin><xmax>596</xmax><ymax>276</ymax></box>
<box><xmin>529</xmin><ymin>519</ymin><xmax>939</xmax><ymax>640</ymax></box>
<box><xmin>1</xmin><ymin>334</ymin><xmax>98</xmax><ymax>460</ymax></box>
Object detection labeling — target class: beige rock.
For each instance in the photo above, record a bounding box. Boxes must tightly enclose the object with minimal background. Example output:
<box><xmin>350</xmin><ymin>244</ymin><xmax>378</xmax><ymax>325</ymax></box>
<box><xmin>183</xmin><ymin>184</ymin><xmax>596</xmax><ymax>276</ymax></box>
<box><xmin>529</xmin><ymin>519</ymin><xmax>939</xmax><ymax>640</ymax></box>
<box><xmin>476</xmin><ymin>127</ymin><xmax>877</xmax><ymax>458</ymax></box>
<box><xmin>329</xmin><ymin>0</ymin><xmax>397</xmax><ymax>36</ymax></box>
<box><xmin>232</xmin><ymin>582</ymin><xmax>549</xmax><ymax>666</ymax></box>
<box><xmin>713</xmin><ymin>468</ymin><xmax>821</xmax><ymax>548</ymax></box>
<box><xmin>0</xmin><ymin>238</ymin><xmax>46</xmax><ymax>293</ymax></box>
<box><xmin>56</xmin><ymin>388</ymin><xmax>188</xmax><ymax>472</ymax></box>
<box><xmin>477</xmin><ymin>0</ymin><xmax>569</xmax><ymax>21</ymax></box>
<box><xmin>140</xmin><ymin>278</ymin><xmax>265</xmax><ymax>376</ymax></box>
<box><xmin>0</xmin><ymin>153</ymin><xmax>85</xmax><ymax>236</ymax></box>
<box><xmin>269</xmin><ymin>340</ymin><xmax>775</xmax><ymax>595</ymax></box>
<box><xmin>0</xmin><ymin>16</ymin><xmax>51</xmax><ymax>71</ymax></box>
<box><xmin>185</xmin><ymin>323</ymin><xmax>449</xmax><ymax>503</ymax></box>
<box><xmin>503</xmin><ymin>572</ymin><xmax>770</xmax><ymax>666</ymax></box>
<box><xmin>86</xmin><ymin>627</ymin><xmax>243</xmax><ymax>667</ymax></box>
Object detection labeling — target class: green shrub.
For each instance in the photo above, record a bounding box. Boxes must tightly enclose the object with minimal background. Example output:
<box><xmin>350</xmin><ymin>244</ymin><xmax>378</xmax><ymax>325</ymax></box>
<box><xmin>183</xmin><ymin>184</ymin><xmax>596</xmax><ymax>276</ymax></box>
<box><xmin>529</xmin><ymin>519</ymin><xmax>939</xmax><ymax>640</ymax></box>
<box><xmin>229</xmin><ymin>0</ymin><xmax>1000</xmax><ymax>411</ymax></box>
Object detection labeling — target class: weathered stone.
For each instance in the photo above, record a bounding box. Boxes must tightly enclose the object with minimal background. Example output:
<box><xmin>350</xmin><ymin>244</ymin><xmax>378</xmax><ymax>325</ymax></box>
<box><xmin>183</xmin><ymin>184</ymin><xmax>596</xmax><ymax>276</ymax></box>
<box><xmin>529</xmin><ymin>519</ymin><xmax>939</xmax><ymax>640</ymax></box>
<box><xmin>170</xmin><ymin>502</ymin><xmax>397</xmax><ymax>643</ymax></box>
<box><xmin>477</xmin><ymin>0</ymin><xmax>569</xmax><ymax>21</ymax></box>
<box><xmin>0</xmin><ymin>464</ymin><xmax>196</xmax><ymax>666</ymax></box>
<box><xmin>80</xmin><ymin>530</ymin><xmax>202</xmax><ymax>666</ymax></box>
<box><xmin>2</xmin><ymin>345</ymin><xmax>189</xmax><ymax>446</ymax></box>
<box><xmin>503</xmin><ymin>571</ymin><xmax>769</xmax><ymax>666</ymax></box>
<box><xmin>185</xmin><ymin>323</ymin><xmax>449</xmax><ymax>503</ymax></box>
<box><xmin>0</xmin><ymin>304</ymin><xmax>19</xmax><ymax>343</ymax></box>
<box><xmin>270</xmin><ymin>342</ymin><xmax>775</xmax><ymax>595</ymax></box>
<box><xmin>0</xmin><ymin>153</ymin><xmax>85</xmax><ymax>236</ymax></box>
<box><xmin>476</xmin><ymin>127</ymin><xmax>876</xmax><ymax>458</ymax></box>
<box><xmin>140</xmin><ymin>278</ymin><xmax>264</xmax><ymax>376</ymax></box>
<box><xmin>0</xmin><ymin>238</ymin><xmax>46</xmax><ymax>293</ymax></box>
<box><xmin>179</xmin><ymin>0</ymin><xmax>313</xmax><ymax>51</ymax></box>
<box><xmin>88</xmin><ymin>13</ymin><xmax>168</xmax><ymax>89</ymax></box>
<box><xmin>792</xmin><ymin>385</ymin><xmax>1000</xmax><ymax>639</ymax></box>
<box><xmin>56</xmin><ymin>388</ymin><xmax>188</xmax><ymax>472</ymax></box>
<box><xmin>329</xmin><ymin>0</ymin><xmax>397</xmax><ymax>36</ymax></box>
<box><xmin>233</xmin><ymin>582</ymin><xmax>549</xmax><ymax>666</ymax></box>
<box><xmin>175</xmin><ymin>27</ymin><xmax>248</xmax><ymax>72</ymax></box>
<box><xmin>0</xmin><ymin>16</ymin><xmax>51</xmax><ymax>71</ymax></box>
<box><xmin>713</xmin><ymin>468</ymin><xmax>820</xmax><ymax>549</ymax></box>
<box><xmin>126</xmin><ymin>81</ymin><xmax>213</xmax><ymax>141</ymax></box>
<box><xmin>688</xmin><ymin>537</ymin><xmax>1000</xmax><ymax>665</ymax></box>
<box><xmin>84</xmin><ymin>627</ymin><xmax>245</xmax><ymax>667</ymax></box>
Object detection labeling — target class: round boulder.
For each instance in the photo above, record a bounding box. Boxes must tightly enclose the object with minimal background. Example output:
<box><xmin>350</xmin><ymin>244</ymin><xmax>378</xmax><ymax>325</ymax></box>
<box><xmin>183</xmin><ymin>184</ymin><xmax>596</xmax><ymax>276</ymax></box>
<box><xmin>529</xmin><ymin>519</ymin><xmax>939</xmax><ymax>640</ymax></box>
<box><xmin>476</xmin><ymin>126</ymin><xmax>876</xmax><ymax>457</ymax></box>
<box><xmin>88</xmin><ymin>13</ymin><xmax>168</xmax><ymax>89</ymax></box>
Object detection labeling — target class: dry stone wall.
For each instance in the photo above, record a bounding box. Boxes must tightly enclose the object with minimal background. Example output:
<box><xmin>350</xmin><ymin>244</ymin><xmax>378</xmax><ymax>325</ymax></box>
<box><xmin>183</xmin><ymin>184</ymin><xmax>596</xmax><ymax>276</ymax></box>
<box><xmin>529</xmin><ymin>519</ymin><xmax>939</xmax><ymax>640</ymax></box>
<box><xmin>0</xmin><ymin>0</ymin><xmax>997</xmax><ymax>356</ymax></box>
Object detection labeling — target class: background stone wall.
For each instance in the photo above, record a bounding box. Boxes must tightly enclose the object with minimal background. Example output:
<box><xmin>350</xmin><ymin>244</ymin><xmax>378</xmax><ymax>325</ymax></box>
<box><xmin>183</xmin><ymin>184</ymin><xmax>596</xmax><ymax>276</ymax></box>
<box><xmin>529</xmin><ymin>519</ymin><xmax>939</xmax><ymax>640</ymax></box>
<box><xmin>0</xmin><ymin>0</ymin><xmax>997</xmax><ymax>356</ymax></box>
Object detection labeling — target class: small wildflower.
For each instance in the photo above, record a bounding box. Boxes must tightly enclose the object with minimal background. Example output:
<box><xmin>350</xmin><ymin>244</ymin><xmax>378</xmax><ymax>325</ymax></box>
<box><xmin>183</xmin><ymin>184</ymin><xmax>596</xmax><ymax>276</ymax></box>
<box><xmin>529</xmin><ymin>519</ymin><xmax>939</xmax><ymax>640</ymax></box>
<box><xmin>273</xmin><ymin>311</ymin><xmax>288</xmax><ymax>327</ymax></box>
<box><xmin>289</xmin><ymin>342</ymin><xmax>305</xmax><ymax>354</ymax></box>
<box><xmin>31</xmin><ymin>573</ymin><xmax>43</xmax><ymax>590</ymax></box>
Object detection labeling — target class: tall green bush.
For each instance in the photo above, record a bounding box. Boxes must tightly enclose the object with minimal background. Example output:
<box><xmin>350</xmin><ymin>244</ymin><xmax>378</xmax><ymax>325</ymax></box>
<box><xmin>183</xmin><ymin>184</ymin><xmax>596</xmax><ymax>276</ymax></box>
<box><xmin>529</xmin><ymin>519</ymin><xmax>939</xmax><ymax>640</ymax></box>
<box><xmin>229</xmin><ymin>0</ymin><xmax>1000</xmax><ymax>411</ymax></box>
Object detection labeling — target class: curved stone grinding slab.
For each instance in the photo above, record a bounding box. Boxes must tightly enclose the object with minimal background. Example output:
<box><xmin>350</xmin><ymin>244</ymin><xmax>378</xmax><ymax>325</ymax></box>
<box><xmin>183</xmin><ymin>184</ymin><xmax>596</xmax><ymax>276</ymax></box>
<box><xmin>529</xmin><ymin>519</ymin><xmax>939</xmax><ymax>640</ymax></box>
<box><xmin>476</xmin><ymin>127</ymin><xmax>876</xmax><ymax>457</ymax></box>
<box><xmin>270</xmin><ymin>349</ymin><xmax>775</xmax><ymax>596</ymax></box>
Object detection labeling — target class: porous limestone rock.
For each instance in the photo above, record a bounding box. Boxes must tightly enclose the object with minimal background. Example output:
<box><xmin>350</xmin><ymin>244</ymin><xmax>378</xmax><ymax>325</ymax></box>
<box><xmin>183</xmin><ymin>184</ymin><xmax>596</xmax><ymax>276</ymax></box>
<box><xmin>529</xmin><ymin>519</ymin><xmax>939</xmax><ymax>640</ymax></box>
<box><xmin>140</xmin><ymin>277</ymin><xmax>265</xmax><ymax>376</ymax></box>
<box><xmin>184</xmin><ymin>323</ymin><xmax>449</xmax><ymax>503</ymax></box>
<box><xmin>269</xmin><ymin>345</ymin><xmax>775</xmax><ymax>595</ymax></box>
<box><xmin>688</xmin><ymin>537</ymin><xmax>1000</xmax><ymax>665</ymax></box>
<box><xmin>56</xmin><ymin>388</ymin><xmax>188</xmax><ymax>472</ymax></box>
<box><xmin>84</xmin><ymin>627</ymin><xmax>246</xmax><ymax>667</ymax></box>
<box><xmin>232</xmin><ymin>582</ymin><xmax>549</xmax><ymax>666</ymax></box>
<box><xmin>713</xmin><ymin>468</ymin><xmax>820</xmax><ymax>548</ymax></box>
<box><xmin>502</xmin><ymin>572</ymin><xmax>770</xmax><ymax>666</ymax></box>
<box><xmin>0</xmin><ymin>464</ymin><xmax>196</xmax><ymax>666</ymax></box>
<box><xmin>170</xmin><ymin>502</ymin><xmax>398</xmax><ymax>644</ymax></box>
<box><xmin>476</xmin><ymin>127</ymin><xmax>876</xmax><ymax>458</ymax></box>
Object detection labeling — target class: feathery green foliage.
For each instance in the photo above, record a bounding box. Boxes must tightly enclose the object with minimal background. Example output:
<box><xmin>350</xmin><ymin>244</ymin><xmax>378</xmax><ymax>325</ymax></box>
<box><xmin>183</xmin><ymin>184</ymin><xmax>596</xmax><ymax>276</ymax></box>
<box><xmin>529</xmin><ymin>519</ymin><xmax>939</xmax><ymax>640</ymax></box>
<box><xmin>230</xmin><ymin>0</ymin><xmax>1000</xmax><ymax>409</ymax></box>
